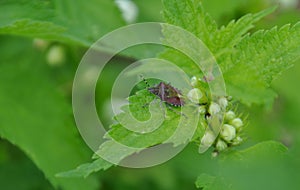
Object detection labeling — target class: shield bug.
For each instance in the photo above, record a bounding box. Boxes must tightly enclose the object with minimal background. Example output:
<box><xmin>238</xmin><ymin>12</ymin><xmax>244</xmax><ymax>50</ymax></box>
<box><xmin>141</xmin><ymin>76</ymin><xmax>185</xmax><ymax>107</ymax></box>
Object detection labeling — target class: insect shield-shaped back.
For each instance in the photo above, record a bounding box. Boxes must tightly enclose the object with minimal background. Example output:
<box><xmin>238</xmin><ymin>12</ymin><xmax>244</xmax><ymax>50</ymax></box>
<box><xmin>148</xmin><ymin>82</ymin><xmax>185</xmax><ymax>107</ymax></box>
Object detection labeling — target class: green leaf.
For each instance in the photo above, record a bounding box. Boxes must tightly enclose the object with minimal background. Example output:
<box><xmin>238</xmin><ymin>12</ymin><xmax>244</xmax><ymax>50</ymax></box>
<box><xmin>59</xmin><ymin>0</ymin><xmax>300</xmax><ymax>180</ymax></box>
<box><xmin>161</xmin><ymin>0</ymin><xmax>299</xmax><ymax>106</ymax></box>
<box><xmin>214</xmin><ymin>6</ymin><xmax>277</xmax><ymax>65</ymax></box>
<box><xmin>163</xmin><ymin>0</ymin><xmax>218</xmax><ymax>49</ymax></box>
<box><xmin>0</xmin><ymin>37</ymin><xmax>99</xmax><ymax>190</ymax></box>
<box><xmin>162</xmin><ymin>0</ymin><xmax>275</xmax><ymax>56</ymax></box>
<box><xmin>0</xmin><ymin>140</ymin><xmax>53</xmax><ymax>190</ymax></box>
<box><xmin>59</xmin><ymin>88</ymin><xmax>204</xmax><ymax>178</ymax></box>
<box><xmin>56</xmin><ymin>157</ymin><xmax>113</xmax><ymax>178</ymax></box>
<box><xmin>222</xmin><ymin>140</ymin><xmax>288</xmax><ymax>160</ymax></box>
<box><xmin>108</xmin><ymin>90</ymin><xmax>199</xmax><ymax>148</ymax></box>
<box><xmin>196</xmin><ymin>141</ymin><xmax>289</xmax><ymax>190</ymax></box>
<box><xmin>216</xmin><ymin>141</ymin><xmax>291</xmax><ymax>190</ymax></box>
<box><xmin>0</xmin><ymin>0</ymin><xmax>125</xmax><ymax>46</ymax></box>
<box><xmin>225</xmin><ymin>22</ymin><xmax>300</xmax><ymax>105</ymax></box>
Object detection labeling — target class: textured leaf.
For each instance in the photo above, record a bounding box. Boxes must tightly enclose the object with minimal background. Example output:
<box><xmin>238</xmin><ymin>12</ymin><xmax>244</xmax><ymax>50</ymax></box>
<box><xmin>231</xmin><ymin>22</ymin><xmax>300</xmax><ymax>84</ymax></box>
<box><xmin>225</xmin><ymin>22</ymin><xmax>300</xmax><ymax>105</ymax></box>
<box><xmin>162</xmin><ymin>0</ymin><xmax>299</xmax><ymax>106</ymax></box>
<box><xmin>162</xmin><ymin>0</ymin><xmax>275</xmax><ymax>55</ymax></box>
<box><xmin>59</xmin><ymin>88</ymin><xmax>204</xmax><ymax>178</ymax></box>
<box><xmin>59</xmin><ymin>0</ymin><xmax>300</xmax><ymax>180</ymax></box>
<box><xmin>163</xmin><ymin>0</ymin><xmax>218</xmax><ymax>49</ymax></box>
<box><xmin>0</xmin><ymin>37</ymin><xmax>99</xmax><ymax>190</ymax></box>
<box><xmin>215</xmin><ymin>6</ymin><xmax>277</xmax><ymax>67</ymax></box>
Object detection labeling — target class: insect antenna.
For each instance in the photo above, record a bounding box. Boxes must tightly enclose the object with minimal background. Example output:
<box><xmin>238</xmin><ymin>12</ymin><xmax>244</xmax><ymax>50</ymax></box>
<box><xmin>139</xmin><ymin>74</ymin><xmax>150</xmax><ymax>88</ymax></box>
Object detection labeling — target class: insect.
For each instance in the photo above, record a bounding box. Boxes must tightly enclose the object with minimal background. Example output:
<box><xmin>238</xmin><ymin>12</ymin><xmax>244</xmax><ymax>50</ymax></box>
<box><xmin>141</xmin><ymin>76</ymin><xmax>185</xmax><ymax>107</ymax></box>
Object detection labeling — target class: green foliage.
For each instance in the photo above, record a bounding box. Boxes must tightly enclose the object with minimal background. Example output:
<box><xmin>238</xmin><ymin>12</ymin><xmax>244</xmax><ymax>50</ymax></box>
<box><xmin>225</xmin><ymin>22</ymin><xmax>300</xmax><ymax>106</ymax></box>
<box><xmin>0</xmin><ymin>0</ymin><xmax>125</xmax><ymax>46</ymax></box>
<box><xmin>195</xmin><ymin>141</ymin><xmax>290</xmax><ymax>190</ymax></box>
<box><xmin>132</xmin><ymin>0</ymin><xmax>163</xmax><ymax>22</ymax></box>
<box><xmin>0</xmin><ymin>140</ymin><xmax>53</xmax><ymax>190</ymax></box>
<box><xmin>161</xmin><ymin>0</ymin><xmax>300</xmax><ymax>106</ymax></box>
<box><xmin>195</xmin><ymin>173</ymin><xmax>218</xmax><ymax>190</ymax></box>
<box><xmin>0</xmin><ymin>0</ymin><xmax>299</xmax><ymax>189</ymax></box>
<box><xmin>58</xmin><ymin>0</ymin><xmax>300</xmax><ymax>180</ymax></box>
<box><xmin>57</xmin><ymin>157</ymin><xmax>113</xmax><ymax>179</ymax></box>
<box><xmin>0</xmin><ymin>37</ymin><xmax>99</xmax><ymax>190</ymax></box>
<box><xmin>58</xmin><ymin>89</ymin><xmax>203</xmax><ymax>177</ymax></box>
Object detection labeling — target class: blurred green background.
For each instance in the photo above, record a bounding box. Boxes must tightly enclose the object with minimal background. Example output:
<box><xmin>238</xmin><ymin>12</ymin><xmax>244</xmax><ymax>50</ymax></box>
<box><xmin>0</xmin><ymin>0</ymin><xmax>300</xmax><ymax>190</ymax></box>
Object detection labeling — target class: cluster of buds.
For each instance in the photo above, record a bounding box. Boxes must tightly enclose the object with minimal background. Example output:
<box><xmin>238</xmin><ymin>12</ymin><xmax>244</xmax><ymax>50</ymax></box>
<box><xmin>188</xmin><ymin>76</ymin><xmax>245</xmax><ymax>153</ymax></box>
<box><xmin>214</xmin><ymin>109</ymin><xmax>244</xmax><ymax>152</ymax></box>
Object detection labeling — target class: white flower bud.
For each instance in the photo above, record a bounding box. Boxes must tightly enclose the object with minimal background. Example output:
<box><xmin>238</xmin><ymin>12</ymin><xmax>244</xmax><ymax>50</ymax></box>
<box><xmin>209</xmin><ymin>102</ymin><xmax>220</xmax><ymax>115</ymax></box>
<box><xmin>279</xmin><ymin>0</ymin><xmax>298</xmax><ymax>9</ymax></box>
<box><xmin>46</xmin><ymin>45</ymin><xmax>65</xmax><ymax>66</ymax></box>
<box><xmin>220</xmin><ymin>124</ymin><xmax>236</xmax><ymax>142</ymax></box>
<box><xmin>218</xmin><ymin>97</ymin><xmax>228</xmax><ymax>108</ymax></box>
<box><xmin>232</xmin><ymin>136</ymin><xmax>243</xmax><ymax>146</ymax></box>
<box><xmin>225</xmin><ymin>111</ymin><xmax>236</xmax><ymax>121</ymax></box>
<box><xmin>190</xmin><ymin>76</ymin><xmax>198</xmax><ymax>87</ymax></box>
<box><xmin>211</xmin><ymin>151</ymin><xmax>218</xmax><ymax>157</ymax></box>
<box><xmin>201</xmin><ymin>131</ymin><xmax>215</xmax><ymax>147</ymax></box>
<box><xmin>187</xmin><ymin>88</ymin><xmax>203</xmax><ymax>103</ymax></box>
<box><xmin>230</xmin><ymin>118</ymin><xmax>243</xmax><ymax>130</ymax></box>
<box><xmin>216</xmin><ymin>139</ymin><xmax>228</xmax><ymax>152</ymax></box>
<box><xmin>115</xmin><ymin>0</ymin><xmax>138</xmax><ymax>23</ymax></box>
<box><xmin>198</xmin><ymin>105</ymin><xmax>206</xmax><ymax>114</ymax></box>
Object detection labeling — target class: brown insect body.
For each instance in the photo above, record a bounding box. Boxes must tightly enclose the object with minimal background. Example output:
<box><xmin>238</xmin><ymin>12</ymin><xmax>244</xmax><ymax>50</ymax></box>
<box><xmin>148</xmin><ymin>82</ymin><xmax>185</xmax><ymax>107</ymax></box>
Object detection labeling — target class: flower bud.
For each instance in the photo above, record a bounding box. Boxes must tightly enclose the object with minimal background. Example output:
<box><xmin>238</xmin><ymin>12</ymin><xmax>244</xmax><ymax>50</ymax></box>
<box><xmin>190</xmin><ymin>76</ymin><xmax>198</xmax><ymax>87</ymax></box>
<box><xmin>46</xmin><ymin>45</ymin><xmax>65</xmax><ymax>66</ymax></box>
<box><xmin>208</xmin><ymin>102</ymin><xmax>220</xmax><ymax>115</ymax></box>
<box><xmin>116</xmin><ymin>0</ymin><xmax>138</xmax><ymax>23</ymax></box>
<box><xmin>232</xmin><ymin>136</ymin><xmax>243</xmax><ymax>146</ymax></box>
<box><xmin>216</xmin><ymin>139</ymin><xmax>228</xmax><ymax>152</ymax></box>
<box><xmin>230</xmin><ymin>118</ymin><xmax>243</xmax><ymax>130</ymax></box>
<box><xmin>220</xmin><ymin>124</ymin><xmax>236</xmax><ymax>142</ymax></box>
<box><xmin>225</xmin><ymin>111</ymin><xmax>236</xmax><ymax>121</ymax></box>
<box><xmin>198</xmin><ymin>105</ymin><xmax>206</xmax><ymax>115</ymax></box>
<box><xmin>187</xmin><ymin>88</ymin><xmax>203</xmax><ymax>103</ymax></box>
<box><xmin>218</xmin><ymin>97</ymin><xmax>228</xmax><ymax>109</ymax></box>
<box><xmin>211</xmin><ymin>151</ymin><xmax>218</xmax><ymax>157</ymax></box>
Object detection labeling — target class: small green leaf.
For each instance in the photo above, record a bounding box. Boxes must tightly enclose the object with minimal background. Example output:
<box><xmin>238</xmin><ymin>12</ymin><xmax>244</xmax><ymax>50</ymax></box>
<box><xmin>56</xmin><ymin>158</ymin><xmax>113</xmax><ymax>178</ymax></box>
